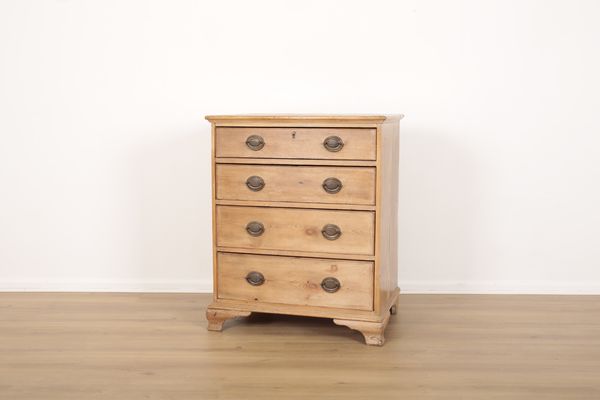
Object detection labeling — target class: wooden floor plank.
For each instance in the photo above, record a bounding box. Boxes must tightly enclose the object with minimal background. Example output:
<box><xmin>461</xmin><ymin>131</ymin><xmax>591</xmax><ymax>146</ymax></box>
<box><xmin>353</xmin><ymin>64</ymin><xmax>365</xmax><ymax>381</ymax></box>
<box><xmin>1</xmin><ymin>293</ymin><xmax>599</xmax><ymax>399</ymax></box>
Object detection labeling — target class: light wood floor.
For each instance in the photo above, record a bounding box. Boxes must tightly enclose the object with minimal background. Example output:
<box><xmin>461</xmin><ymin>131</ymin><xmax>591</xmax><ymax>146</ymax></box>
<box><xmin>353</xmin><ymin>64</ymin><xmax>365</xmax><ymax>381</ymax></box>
<box><xmin>1</xmin><ymin>293</ymin><xmax>599</xmax><ymax>400</ymax></box>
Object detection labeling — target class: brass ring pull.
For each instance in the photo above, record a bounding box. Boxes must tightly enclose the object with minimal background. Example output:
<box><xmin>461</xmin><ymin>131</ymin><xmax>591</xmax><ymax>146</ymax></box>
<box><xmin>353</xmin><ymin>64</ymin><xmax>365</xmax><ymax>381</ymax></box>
<box><xmin>246</xmin><ymin>135</ymin><xmax>265</xmax><ymax>151</ymax></box>
<box><xmin>321</xmin><ymin>224</ymin><xmax>342</xmax><ymax>240</ymax></box>
<box><xmin>321</xmin><ymin>277</ymin><xmax>341</xmax><ymax>293</ymax></box>
<box><xmin>322</xmin><ymin>177</ymin><xmax>342</xmax><ymax>194</ymax></box>
<box><xmin>246</xmin><ymin>221</ymin><xmax>265</xmax><ymax>237</ymax></box>
<box><xmin>323</xmin><ymin>136</ymin><xmax>344</xmax><ymax>152</ymax></box>
<box><xmin>246</xmin><ymin>271</ymin><xmax>265</xmax><ymax>286</ymax></box>
<box><xmin>246</xmin><ymin>175</ymin><xmax>265</xmax><ymax>191</ymax></box>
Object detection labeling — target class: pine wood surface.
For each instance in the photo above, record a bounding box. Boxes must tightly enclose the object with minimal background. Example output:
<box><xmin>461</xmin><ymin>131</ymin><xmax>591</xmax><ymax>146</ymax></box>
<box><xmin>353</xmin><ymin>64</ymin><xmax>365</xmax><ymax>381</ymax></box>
<box><xmin>209</xmin><ymin>115</ymin><xmax>399</xmax><ymax>344</ymax></box>
<box><xmin>216</xmin><ymin>164</ymin><xmax>376</xmax><ymax>205</ymax></box>
<box><xmin>1</xmin><ymin>293</ymin><xmax>599</xmax><ymax>400</ymax></box>
<box><xmin>217</xmin><ymin>252</ymin><xmax>374</xmax><ymax>310</ymax></box>
<box><xmin>216</xmin><ymin>205</ymin><xmax>375</xmax><ymax>256</ymax></box>
<box><xmin>375</xmin><ymin>121</ymin><xmax>400</xmax><ymax>313</ymax></box>
<box><xmin>206</xmin><ymin>114</ymin><xmax>403</xmax><ymax>125</ymax></box>
<box><xmin>215</xmin><ymin>127</ymin><xmax>376</xmax><ymax>160</ymax></box>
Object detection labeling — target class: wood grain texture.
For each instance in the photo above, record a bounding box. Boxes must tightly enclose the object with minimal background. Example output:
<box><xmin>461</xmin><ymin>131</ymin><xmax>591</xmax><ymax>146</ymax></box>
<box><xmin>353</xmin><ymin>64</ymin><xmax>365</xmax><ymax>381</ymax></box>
<box><xmin>205</xmin><ymin>308</ymin><xmax>251</xmax><ymax>331</ymax></box>
<box><xmin>210</xmin><ymin>122</ymin><xmax>218</xmax><ymax>299</ymax></box>
<box><xmin>334</xmin><ymin>312</ymin><xmax>390</xmax><ymax>346</ymax></box>
<box><xmin>208</xmin><ymin>114</ymin><xmax>400</xmax><ymax>344</ymax></box>
<box><xmin>217</xmin><ymin>252</ymin><xmax>374</xmax><ymax>311</ymax></box>
<box><xmin>216</xmin><ymin>205</ymin><xmax>375</xmax><ymax>256</ymax></box>
<box><xmin>374</xmin><ymin>121</ymin><xmax>400</xmax><ymax>314</ymax></box>
<box><xmin>208</xmin><ymin>297</ymin><xmax>382</xmax><ymax>321</ymax></box>
<box><xmin>215</xmin><ymin>199</ymin><xmax>376</xmax><ymax>211</ymax></box>
<box><xmin>206</xmin><ymin>114</ymin><xmax>403</xmax><ymax>124</ymax></box>
<box><xmin>2</xmin><ymin>293</ymin><xmax>600</xmax><ymax>400</ymax></box>
<box><xmin>215</xmin><ymin>158</ymin><xmax>377</xmax><ymax>166</ymax></box>
<box><xmin>216</xmin><ymin>164</ymin><xmax>375</xmax><ymax>205</ymax></box>
<box><xmin>215</xmin><ymin>127</ymin><xmax>376</xmax><ymax>160</ymax></box>
<box><xmin>214</xmin><ymin>247</ymin><xmax>375</xmax><ymax>261</ymax></box>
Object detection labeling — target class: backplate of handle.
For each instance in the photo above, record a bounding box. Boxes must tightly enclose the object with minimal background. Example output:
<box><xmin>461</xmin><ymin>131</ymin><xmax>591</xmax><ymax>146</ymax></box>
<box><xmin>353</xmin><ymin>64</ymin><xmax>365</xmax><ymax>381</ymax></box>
<box><xmin>323</xmin><ymin>136</ymin><xmax>344</xmax><ymax>152</ymax></box>
<box><xmin>322</xmin><ymin>177</ymin><xmax>342</xmax><ymax>194</ymax></box>
<box><xmin>321</xmin><ymin>277</ymin><xmax>341</xmax><ymax>293</ymax></box>
<box><xmin>321</xmin><ymin>224</ymin><xmax>342</xmax><ymax>240</ymax></box>
<box><xmin>246</xmin><ymin>175</ymin><xmax>265</xmax><ymax>191</ymax></box>
<box><xmin>245</xmin><ymin>135</ymin><xmax>265</xmax><ymax>151</ymax></box>
<box><xmin>246</xmin><ymin>221</ymin><xmax>265</xmax><ymax>237</ymax></box>
<box><xmin>246</xmin><ymin>271</ymin><xmax>265</xmax><ymax>286</ymax></box>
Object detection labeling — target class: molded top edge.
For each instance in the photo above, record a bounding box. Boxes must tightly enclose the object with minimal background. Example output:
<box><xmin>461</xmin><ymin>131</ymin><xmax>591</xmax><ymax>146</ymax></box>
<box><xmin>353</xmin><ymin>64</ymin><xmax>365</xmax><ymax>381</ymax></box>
<box><xmin>205</xmin><ymin>114</ymin><xmax>404</xmax><ymax>124</ymax></box>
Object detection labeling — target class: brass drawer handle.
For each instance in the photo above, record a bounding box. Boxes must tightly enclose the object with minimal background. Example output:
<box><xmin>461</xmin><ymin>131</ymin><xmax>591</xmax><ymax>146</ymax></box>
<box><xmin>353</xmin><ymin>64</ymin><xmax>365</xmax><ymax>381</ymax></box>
<box><xmin>246</xmin><ymin>221</ymin><xmax>265</xmax><ymax>237</ymax></box>
<box><xmin>323</xmin><ymin>136</ymin><xmax>344</xmax><ymax>152</ymax></box>
<box><xmin>321</xmin><ymin>277</ymin><xmax>341</xmax><ymax>293</ymax></box>
<box><xmin>321</xmin><ymin>224</ymin><xmax>342</xmax><ymax>240</ymax></box>
<box><xmin>246</xmin><ymin>135</ymin><xmax>265</xmax><ymax>151</ymax></box>
<box><xmin>246</xmin><ymin>175</ymin><xmax>265</xmax><ymax>191</ymax></box>
<box><xmin>322</xmin><ymin>177</ymin><xmax>342</xmax><ymax>194</ymax></box>
<box><xmin>246</xmin><ymin>271</ymin><xmax>265</xmax><ymax>286</ymax></box>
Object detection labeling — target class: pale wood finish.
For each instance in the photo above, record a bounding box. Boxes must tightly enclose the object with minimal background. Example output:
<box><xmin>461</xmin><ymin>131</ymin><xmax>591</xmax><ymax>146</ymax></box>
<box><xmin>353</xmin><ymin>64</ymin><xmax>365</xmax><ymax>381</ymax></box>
<box><xmin>206</xmin><ymin>114</ymin><xmax>403</xmax><ymax>124</ymax></box>
<box><xmin>216</xmin><ymin>199</ymin><xmax>376</xmax><ymax>211</ymax></box>
<box><xmin>216</xmin><ymin>164</ymin><xmax>375</xmax><ymax>205</ymax></box>
<box><xmin>2</xmin><ymin>293</ymin><xmax>600</xmax><ymax>400</ymax></box>
<box><xmin>205</xmin><ymin>308</ymin><xmax>251</xmax><ymax>331</ymax></box>
<box><xmin>334</xmin><ymin>312</ymin><xmax>391</xmax><ymax>345</ymax></box>
<box><xmin>217</xmin><ymin>253</ymin><xmax>374</xmax><ymax>311</ymax></box>
<box><xmin>208</xmin><ymin>114</ymin><xmax>400</xmax><ymax>345</ymax></box>
<box><xmin>216</xmin><ymin>205</ymin><xmax>375</xmax><ymax>256</ymax></box>
<box><xmin>215</xmin><ymin>247</ymin><xmax>375</xmax><ymax>261</ymax></box>
<box><xmin>215</xmin><ymin>127</ymin><xmax>376</xmax><ymax>160</ymax></box>
<box><xmin>215</xmin><ymin>157</ymin><xmax>377</xmax><ymax>166</ymax></box>
<box><xmin>374</xmin><ymin>121</ymin><xmax>400</xmax><ymax>313</ymax></box>
<box><xmin>210</xmin><ymin>122</ymin><xmax>218</xmax><ymax>299</ymax></box>
<box><xmin>209</xmin><ymin>297</ymin><xmax>382</xmax><ymax>321</ymax></box>
<box><xmin>209</xmin><ymin>289</ymin><xmax>396</xmax><ymax>324</ymax></box>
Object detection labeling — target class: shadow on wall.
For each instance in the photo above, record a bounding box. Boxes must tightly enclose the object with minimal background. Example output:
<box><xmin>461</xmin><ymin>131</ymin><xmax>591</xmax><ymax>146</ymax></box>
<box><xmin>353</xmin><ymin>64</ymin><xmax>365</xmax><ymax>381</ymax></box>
<box><xmin>398</xmin><ymin>124</ymin><xmax>482</xmax><ymax>291</ymax></box>
<box><xmin>128</xmin><ymin>122</ymin><xmax>212</xmax><ymax>290</ymax></box>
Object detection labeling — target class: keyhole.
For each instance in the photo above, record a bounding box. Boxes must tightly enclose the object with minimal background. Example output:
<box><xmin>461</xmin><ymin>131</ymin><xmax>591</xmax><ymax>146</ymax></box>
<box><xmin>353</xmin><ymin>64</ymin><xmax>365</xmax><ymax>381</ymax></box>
<box><xmin>292</xmin><ymin>131</ymin><xmax>296</xmax><ymax>139</ymax></box>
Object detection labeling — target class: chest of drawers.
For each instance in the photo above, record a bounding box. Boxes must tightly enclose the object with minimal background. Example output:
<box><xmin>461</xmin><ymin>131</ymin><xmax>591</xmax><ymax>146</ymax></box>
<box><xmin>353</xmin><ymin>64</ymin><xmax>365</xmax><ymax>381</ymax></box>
<box><xmin>205</xmin><ymin>114</ymin><xmax>401</xmax><ymax>345</ymax></box>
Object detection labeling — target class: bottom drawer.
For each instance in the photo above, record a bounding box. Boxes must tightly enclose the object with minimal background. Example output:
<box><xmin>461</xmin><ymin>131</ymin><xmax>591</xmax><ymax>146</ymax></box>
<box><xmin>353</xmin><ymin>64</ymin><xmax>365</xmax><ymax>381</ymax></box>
<box><xmin>217</xmin><ymin>252</ymin><xmax>374</xmax><ymax>311</ymax></box>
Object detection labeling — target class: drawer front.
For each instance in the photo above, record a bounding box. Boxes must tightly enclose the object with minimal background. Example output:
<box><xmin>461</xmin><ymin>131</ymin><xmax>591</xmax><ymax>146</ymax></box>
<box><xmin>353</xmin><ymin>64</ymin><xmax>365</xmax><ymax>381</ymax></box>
<box><xmin>216</xmin><ymin>164</ymin><xmax>375</xmax><ymax>205</ymax></box>
<box><xmin>215</xmin><ymin>127</ymin><xmax>376</xmax><ymax>160</ymax></box>
<box><xmin>217</xmin><ymin>252</ymin><xmax>374</xmax><ymax>311</ymax></box>
<box><xmin>216</xmin><ymin>206</ymin><xmax>375</xmax><ymax>256</ymax></box>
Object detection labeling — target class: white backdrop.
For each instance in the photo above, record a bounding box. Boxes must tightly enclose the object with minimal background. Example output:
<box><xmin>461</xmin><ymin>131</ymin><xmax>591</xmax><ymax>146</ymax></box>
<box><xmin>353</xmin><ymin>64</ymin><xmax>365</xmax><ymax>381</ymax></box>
<box><xmin>1</xmin><ymin>0</ymin><xmax>599</xmax><ymax>293</ymax></box>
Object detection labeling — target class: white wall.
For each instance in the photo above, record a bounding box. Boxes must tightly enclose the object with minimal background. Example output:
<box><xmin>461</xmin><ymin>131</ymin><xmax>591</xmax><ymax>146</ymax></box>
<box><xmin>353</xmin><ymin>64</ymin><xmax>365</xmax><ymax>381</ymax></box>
<box><xmin>1</xmin><ymin>0</ymin><xmax>599</xmax><ymax>293</ymax></box>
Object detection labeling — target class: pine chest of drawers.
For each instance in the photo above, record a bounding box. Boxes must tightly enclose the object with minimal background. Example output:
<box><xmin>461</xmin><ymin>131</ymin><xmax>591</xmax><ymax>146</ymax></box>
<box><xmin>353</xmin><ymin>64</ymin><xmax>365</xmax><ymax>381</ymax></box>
<box><xmin>205</xmin><ymin>114</ymin><xmax>401</xmax><ymax>345</ymax></box>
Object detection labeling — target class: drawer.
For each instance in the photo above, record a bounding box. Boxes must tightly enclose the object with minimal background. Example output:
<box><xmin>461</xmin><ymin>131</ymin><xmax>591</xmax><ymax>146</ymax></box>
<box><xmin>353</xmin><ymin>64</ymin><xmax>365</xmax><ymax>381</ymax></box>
<box><xmin>215</xmin><ymin>127</ymin><xmax>376</xmax><ymax>160</ymax></box>
<box><xmin>216</xmin><ymin>164</ymin><xmax>375</xmax><ymax>205</ymax></box>
<box><xmin>217</xmin><ymin>252</ymin><xmax>374</xmax><ymax>311</ymax></box>
<box><xmin>216</xmin><ymin>206</ymin><xmax>375</xmax><ymax>256</ymax></box>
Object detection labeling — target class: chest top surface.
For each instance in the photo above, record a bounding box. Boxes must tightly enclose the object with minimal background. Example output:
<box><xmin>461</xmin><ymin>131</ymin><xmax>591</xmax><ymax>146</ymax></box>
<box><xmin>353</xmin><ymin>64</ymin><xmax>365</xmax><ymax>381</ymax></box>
<box><xmin>205</xmin><ymin>114</ymin><xmax>403</xmax><ymax>125</ymax></box>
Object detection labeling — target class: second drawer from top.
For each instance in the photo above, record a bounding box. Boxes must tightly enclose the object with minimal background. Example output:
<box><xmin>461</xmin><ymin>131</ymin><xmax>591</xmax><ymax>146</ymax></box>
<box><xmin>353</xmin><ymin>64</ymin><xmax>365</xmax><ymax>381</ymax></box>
<box><xmin>216</xmin><ymin>164</ymin><xmax>376</xmax><ymax>205</ymax></box>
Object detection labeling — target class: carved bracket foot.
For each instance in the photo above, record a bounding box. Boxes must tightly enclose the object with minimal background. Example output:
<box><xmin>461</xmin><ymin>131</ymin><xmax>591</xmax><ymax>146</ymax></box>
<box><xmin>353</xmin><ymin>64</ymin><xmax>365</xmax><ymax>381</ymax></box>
<box><xmin>206</xmin><ymin>308</ymin><xmax>251</xmax><ymax>331</ymax></box>
<box><xmin>334</xmin><ymin>314</ymin><xmax>391</xmax><ymax>346</ymax></box>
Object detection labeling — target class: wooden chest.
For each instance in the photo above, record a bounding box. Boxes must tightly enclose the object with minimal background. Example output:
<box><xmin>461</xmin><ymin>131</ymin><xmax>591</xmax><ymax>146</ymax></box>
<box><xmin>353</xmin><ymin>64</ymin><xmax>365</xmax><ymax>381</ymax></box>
<box><xmin>205</xmin><ymin>114</ymin><xmax>401</xmax><ymax>345</ymax></box>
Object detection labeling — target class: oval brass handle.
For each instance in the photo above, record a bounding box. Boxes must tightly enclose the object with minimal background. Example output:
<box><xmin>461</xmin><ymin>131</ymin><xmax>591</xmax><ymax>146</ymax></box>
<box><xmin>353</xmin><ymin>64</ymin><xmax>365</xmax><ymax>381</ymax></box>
<box><xmin>321</xmin><ymin>224</ymin><xmax>342</xmax><ymax>240</ymax></box>
<box><xmin>246</xmin><ymin>135</ymin><xmax>265</xmax><ymax>151</ymax></box>
<box><xmin>246</xmin><ymin>271</ymin><xmax>265</xmax><ymax>286</ymax></box>
<box><xmin>323</xmin><ymin>136</ymin><xmax>344</xmax><ymax>152</ymax></box>
<box><xmin>321</xmin><ymin>277</ymin><xmax>341</xmax><ymax>293</ymax></box>
<box><xmin>246</xmin><ymin>221</ymin><xmax>265</xmax><ymax>237</ymax></box>
<box><xmin>246</xmin><ymin>175</ymin><xmax>265</xmax><ymax>191</ymax></box>
<box><xmin>322</xmin><ymin>177</ymin><xmax>342</xmax><ymax>194</ymax></box>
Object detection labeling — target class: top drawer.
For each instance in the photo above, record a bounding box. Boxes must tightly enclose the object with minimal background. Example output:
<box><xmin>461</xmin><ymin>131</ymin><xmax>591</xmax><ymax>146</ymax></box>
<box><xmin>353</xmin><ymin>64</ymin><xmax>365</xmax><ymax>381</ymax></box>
<box><xmin>215</xmin><ymin>127</ymin><xmax>376</xmax><ymax>160</ymax></box>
